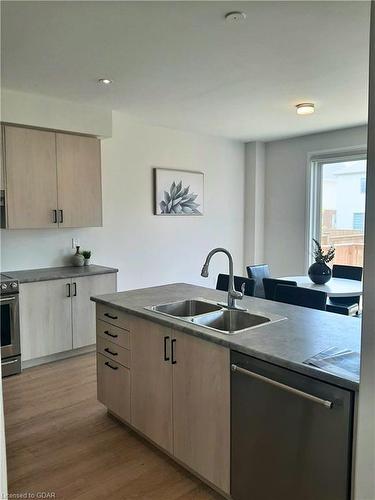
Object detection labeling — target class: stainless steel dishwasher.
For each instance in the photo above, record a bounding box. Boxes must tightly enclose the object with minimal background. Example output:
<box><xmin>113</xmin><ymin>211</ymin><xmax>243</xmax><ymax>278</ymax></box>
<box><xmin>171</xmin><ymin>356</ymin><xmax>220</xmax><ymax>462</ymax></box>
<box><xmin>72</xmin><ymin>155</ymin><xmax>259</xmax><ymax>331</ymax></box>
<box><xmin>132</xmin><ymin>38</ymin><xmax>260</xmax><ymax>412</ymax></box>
<box><xmin>231</xmin><ymin>351</ymin><xmax>354</xmax><ymax>500</ymax></box>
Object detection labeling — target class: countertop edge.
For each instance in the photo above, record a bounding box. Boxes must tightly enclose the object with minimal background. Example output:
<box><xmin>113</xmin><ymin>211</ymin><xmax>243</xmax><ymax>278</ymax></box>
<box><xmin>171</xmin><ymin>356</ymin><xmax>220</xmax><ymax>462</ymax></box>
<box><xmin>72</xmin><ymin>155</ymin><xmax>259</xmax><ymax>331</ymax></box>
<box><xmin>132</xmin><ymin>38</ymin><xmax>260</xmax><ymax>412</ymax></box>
<box><xmin>7</xmin><ymin>265</ymin><xmax>119</xmax><ymax>284</ymax></box>
<box><xmin>91</xmin><ymin>295</ymin><xmax>359</xmax><ymax>392</ymax></box>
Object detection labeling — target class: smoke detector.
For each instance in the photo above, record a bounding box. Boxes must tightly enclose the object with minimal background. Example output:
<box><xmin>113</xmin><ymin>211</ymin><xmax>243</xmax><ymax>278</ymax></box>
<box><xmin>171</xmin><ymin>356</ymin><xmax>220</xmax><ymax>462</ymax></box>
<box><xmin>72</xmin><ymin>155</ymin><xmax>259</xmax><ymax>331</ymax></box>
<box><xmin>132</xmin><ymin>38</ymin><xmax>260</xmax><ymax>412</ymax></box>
<box><xmin>225</xmin><ymin>12</ymin><xmax>247</xmax><ymax>24</ymax></box>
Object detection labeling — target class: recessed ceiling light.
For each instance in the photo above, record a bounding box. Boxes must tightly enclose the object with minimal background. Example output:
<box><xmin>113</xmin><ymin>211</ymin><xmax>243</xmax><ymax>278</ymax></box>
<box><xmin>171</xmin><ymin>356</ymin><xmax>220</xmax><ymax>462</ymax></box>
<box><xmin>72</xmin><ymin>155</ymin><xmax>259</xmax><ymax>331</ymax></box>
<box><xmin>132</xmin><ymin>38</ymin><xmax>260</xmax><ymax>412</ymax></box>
<box><xmin>296</xmin><ymin>103</ymin><xmax>315</xmax><ymax>115</ymax></box>
<box><xmin>98</xmin><ymin>78</ymin><xmax>113</xmax><ymax>85</ymax></box>
<box><xmin>225</xmin><ymin>11</ymin><xmax>247</xmax><ymax>24</ymax></box>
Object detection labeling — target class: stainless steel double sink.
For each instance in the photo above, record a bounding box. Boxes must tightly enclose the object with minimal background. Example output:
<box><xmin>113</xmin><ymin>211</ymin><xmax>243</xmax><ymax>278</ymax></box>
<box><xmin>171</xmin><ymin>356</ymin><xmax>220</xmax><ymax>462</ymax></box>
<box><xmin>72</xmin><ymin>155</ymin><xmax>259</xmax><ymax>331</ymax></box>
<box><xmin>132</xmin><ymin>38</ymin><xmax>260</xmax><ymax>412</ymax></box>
<box><xmin>145</xmin><ymin>298</ymin><xmax>286</xmax><ymax>335</ymax></box>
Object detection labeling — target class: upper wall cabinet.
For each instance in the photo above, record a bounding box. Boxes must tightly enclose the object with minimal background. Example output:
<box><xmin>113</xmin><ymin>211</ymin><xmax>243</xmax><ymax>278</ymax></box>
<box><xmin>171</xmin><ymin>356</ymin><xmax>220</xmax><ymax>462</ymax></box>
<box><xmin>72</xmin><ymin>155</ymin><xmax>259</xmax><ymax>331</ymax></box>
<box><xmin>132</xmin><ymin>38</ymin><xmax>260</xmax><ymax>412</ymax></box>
<box><xmin>56</xmin><ymin>133</ymin><xmax>102</xmax><ymax>228</ymax></box>
<box><xmin>4</xmin><ymin>126</ymin><xmax>58</xmax><ymax>229</ymax></box>
<box><xmin>2</xmin><ymin>124</ymin><xmax>102</xmax><ymax>229</ymax></box>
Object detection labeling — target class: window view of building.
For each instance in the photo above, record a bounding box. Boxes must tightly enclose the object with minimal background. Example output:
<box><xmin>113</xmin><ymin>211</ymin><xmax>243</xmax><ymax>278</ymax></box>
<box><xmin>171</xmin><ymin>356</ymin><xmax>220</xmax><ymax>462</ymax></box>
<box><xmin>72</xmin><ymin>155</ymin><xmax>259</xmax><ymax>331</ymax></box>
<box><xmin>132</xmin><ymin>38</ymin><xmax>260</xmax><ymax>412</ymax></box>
<box><xmin>321</xmin><ymin>159</ymin><xmax>367</xmax><ymax>266</ymax></box>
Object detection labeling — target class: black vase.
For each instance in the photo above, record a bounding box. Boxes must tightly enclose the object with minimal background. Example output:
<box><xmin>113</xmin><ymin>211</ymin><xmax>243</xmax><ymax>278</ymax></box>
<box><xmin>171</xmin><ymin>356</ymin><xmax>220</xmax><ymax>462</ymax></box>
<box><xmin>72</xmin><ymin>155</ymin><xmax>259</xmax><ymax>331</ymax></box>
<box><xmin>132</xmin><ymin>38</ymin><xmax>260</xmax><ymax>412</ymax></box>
<box><xmin>308</xmin><ymin>262</ymin><xmax>332</xmax><ymax>284</ymax></box>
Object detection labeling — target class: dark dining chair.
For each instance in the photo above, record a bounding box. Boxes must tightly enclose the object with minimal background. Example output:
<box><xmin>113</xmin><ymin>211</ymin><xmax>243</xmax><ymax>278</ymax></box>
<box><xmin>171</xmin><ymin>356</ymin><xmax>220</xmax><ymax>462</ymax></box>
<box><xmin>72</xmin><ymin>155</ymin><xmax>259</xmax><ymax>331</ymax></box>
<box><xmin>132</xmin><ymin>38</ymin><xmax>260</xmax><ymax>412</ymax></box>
<box><xmin>216</xmin><ymin>274</ymin><xmax>256</xmax><ymax>297</ymax></box>
<box><xmin>263</xmin><ymin>278</ymin><xmax>298</xmax><ymax>301</ymax></box>
<box><xmin>246</xmin><ymin>264</ymin><xmax>270</xmax><ymax>298</ymax></box>
<box><xmin>274</xmin><ymin>284</ymin><xmax>327</xmax><ymax>311</ymax></box>
<box><xmin>326</xmin><ymin>264</ymin><xmax>363</xmax><ymax>316</ymax></box>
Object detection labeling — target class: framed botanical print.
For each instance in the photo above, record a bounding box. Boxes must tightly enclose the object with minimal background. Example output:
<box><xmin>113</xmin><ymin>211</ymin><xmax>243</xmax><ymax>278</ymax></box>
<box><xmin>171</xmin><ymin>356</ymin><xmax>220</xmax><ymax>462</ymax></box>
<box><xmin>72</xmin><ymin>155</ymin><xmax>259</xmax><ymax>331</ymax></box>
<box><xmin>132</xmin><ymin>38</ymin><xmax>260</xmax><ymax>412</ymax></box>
<box><xmin>153</xmin><ymin>168</ymin><xmax>204</xmax><ymax>216</ymax></box>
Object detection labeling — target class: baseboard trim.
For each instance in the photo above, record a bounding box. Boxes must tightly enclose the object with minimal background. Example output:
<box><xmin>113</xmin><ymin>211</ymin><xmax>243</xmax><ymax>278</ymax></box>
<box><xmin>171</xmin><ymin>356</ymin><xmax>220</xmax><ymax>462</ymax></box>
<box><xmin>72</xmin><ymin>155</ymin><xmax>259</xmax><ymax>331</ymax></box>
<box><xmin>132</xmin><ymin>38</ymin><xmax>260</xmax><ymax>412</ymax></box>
<box><xmin>22</xmin><ymin>345</ymin><xmax>96</xmax><ymax>369</ymax></box>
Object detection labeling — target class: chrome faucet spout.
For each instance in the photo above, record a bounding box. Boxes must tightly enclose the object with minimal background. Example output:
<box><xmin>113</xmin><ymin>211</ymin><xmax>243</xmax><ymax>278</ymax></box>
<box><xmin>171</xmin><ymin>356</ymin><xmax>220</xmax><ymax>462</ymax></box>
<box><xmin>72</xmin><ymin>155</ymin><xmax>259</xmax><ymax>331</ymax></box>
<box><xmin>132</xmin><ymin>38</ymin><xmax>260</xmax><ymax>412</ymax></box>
<box><xmin>200</xmin><ymin>248</ymin><xmax>245</xmax><ymax>310</ymax></box>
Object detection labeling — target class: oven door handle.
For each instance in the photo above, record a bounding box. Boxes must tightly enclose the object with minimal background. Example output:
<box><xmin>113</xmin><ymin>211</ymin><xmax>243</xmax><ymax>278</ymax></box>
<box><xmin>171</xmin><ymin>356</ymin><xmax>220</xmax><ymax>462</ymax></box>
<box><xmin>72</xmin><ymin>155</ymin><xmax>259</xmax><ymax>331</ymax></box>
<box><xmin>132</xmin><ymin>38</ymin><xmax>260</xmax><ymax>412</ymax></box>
<box><xmin>0</xmin><ymin>297</ymin><xmax>16</xmax><ymax>302</ymax></box>
<box><xmin>2</xmin><ymin>359</ymin><xmax>19</xmax><ymax>366</ymax></box>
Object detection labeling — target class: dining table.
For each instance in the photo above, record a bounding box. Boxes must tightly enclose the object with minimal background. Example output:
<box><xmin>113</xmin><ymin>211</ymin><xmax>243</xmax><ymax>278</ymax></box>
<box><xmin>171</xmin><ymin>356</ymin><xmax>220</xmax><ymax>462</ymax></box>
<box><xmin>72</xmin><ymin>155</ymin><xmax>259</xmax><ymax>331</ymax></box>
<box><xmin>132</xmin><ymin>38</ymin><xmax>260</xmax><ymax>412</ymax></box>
<box><xmin>279</xmin><ymin>276</ymin><xmax>363</xmax><ymax>298</ymax></box>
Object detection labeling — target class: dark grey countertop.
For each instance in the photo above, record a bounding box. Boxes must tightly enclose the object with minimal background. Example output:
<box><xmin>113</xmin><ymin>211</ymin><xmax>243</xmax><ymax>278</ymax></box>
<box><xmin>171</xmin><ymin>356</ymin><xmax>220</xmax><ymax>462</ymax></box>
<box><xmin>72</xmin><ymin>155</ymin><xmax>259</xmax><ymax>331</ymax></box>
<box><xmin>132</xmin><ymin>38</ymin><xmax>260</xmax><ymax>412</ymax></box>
<box><xmin>91</xmin><ymin>283</ymin><xmax>361</xmax><ymax>391</ymax></box>
<box><xmin>5</xmin><ymin>265</ymin><xmax>118</xmax><ymax>283</ymax></box>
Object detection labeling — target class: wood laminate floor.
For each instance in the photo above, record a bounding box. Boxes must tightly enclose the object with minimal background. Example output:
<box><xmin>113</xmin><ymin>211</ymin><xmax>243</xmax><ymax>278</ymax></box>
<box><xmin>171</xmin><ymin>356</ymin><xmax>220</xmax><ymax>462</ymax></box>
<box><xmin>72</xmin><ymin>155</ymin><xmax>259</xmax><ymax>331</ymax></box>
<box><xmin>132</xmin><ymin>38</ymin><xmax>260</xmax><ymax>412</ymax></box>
<box><xmin>3</xmin><ymin>353</ymin><xmax>223</xmax><ymax>500</ymax></box>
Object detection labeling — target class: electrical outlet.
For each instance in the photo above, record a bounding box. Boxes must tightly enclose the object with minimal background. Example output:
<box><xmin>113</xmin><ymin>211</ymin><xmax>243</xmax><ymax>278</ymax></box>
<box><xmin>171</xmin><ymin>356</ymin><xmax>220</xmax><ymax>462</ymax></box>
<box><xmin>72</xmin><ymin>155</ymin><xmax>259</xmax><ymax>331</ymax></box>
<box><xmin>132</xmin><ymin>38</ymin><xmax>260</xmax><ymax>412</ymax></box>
<box><xmin>72</xmin><ymin>238</ymin><xmax>80</xmax><ymax>249</ymax></box>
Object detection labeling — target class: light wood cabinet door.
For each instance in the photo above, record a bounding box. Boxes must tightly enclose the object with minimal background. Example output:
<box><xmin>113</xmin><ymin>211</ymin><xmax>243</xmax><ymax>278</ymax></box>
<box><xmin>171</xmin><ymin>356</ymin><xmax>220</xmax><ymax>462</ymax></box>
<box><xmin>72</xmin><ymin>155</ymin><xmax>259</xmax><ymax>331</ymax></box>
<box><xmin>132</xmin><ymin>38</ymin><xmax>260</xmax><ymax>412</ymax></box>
<box><xmin>172</xmin><ymin>330</ymin><xmax>230</xmax><ymax>494</ymax></box>
<box><xmin>72</xmin><ymin>273</ymin><xmax>116</xmax><ymax>349</ymax></box>
<box><xmin>131</xmin><ymin>317</ymin><xmax>173</xmax><ymax>453</ymax></box>
<box><xmin>19</xmin><ymin>279</ymin><xmax>72</xmax><ymax>361</ymax></box>
<box><xmin>0</xmin><ymin>125</ymin><xmax>4</xmax><ymax>191</ymax></box>
<box><xmin>4</xmin><ymin>125</ymin><xmax>58</xmax><ymax>229</ymax></box>
<box><xmin>56</xmin><ymin>133</ymin><xmax>102</xmax><ymax>228</ymax></box>
<box><xmin>97</xmin><ymin>353</ymin><xmax>130</xmax><ymax>422</ymax></box>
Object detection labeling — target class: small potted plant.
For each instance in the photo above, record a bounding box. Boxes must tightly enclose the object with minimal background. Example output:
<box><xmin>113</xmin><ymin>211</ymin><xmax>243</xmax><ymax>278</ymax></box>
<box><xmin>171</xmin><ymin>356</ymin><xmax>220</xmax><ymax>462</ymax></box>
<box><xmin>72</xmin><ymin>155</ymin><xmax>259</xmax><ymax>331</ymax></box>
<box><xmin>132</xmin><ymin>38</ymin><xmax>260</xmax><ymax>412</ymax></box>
<box><xmin>308</xmin><ymin>239</ymin><xmax>335</xmax><ymax>284</ymax></box>
<box><xmin>82</xmin><ymin>250</ymin><xmax>92</xmax><ymax>266</ymax></box>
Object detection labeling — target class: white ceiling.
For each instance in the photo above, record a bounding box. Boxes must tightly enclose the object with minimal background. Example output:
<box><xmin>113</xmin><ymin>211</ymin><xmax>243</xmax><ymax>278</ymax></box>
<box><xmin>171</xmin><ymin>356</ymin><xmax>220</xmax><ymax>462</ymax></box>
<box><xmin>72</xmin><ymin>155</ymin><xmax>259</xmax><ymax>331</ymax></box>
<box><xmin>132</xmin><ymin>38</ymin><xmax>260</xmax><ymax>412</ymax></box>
<box><xmin>2</xmin><ymin>1</ymin><xmax>371</xmax><ymax>142</ymax></box>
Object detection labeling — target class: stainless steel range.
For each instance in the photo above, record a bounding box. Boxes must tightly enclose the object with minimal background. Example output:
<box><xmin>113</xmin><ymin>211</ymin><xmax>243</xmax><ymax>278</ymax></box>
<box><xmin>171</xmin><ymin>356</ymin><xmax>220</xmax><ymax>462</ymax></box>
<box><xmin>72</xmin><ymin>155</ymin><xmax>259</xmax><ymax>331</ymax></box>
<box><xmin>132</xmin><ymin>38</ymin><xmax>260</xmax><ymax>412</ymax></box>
<box><xmin>0</xmin><ymin>273</ymin><xmax>21</xmax><ymax>376</ymax></box>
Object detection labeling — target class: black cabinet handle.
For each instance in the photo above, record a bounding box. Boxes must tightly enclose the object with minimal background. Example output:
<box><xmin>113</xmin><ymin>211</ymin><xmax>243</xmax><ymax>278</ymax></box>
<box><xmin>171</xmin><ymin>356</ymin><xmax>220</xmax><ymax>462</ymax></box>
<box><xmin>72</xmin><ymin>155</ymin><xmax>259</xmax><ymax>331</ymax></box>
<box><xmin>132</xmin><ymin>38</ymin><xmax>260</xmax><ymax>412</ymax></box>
<box><xmin>104</xmin><ymin>330</ymin><xmax>118</xmax><ymax>339</ymax></box>
<box><xmin>163</xmin><ymin>336</ymin><xmax>170</xmax><ymax>361</ymax></box>
<box><xmin>104</xmin><ymin>347</ymin><xmax>118</xmax><ymax>356</ymax></box>
<box><xmin>73</xmin><ymin>282</ymin><xmax>77</xmax><ymax>296</ymax></box>
<box><xmin>66</xmin><ymin>283</ymin><xmax>71</xmax><ymax>297</ymax></box>
<box><xmin>171</xmin><ymin>338</ymin><xmax>177</xmax><ymax>365</ymax></box>
<box><xmin>59</xmin><ymin>209</ymin><xmax>64</xmax><ymax>223</ymax></box>
<box><xmin>104</xmin><ymin>312</ymin><xmax>118</xmax><ymax>320</ymax></box>
<box><xmin>52</xmin><ymin>209</ymin><xmax>58</xmax><ymax>223</ymax></box>
<box><xmin>105</xmin><ymin>361</ymin><xmax>118</xmax><ymax>371</ymax></box>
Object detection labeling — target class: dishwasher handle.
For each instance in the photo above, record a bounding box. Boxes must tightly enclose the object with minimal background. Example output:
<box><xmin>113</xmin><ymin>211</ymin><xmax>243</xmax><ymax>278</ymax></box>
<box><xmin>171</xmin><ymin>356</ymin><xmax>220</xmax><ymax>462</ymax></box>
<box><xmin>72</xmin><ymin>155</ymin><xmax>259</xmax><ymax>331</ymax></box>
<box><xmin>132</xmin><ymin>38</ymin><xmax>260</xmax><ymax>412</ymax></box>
<box><xmin>231</xmin><ymin>364</ymin><xmax>333</xmax><ymax>409</ymax></box>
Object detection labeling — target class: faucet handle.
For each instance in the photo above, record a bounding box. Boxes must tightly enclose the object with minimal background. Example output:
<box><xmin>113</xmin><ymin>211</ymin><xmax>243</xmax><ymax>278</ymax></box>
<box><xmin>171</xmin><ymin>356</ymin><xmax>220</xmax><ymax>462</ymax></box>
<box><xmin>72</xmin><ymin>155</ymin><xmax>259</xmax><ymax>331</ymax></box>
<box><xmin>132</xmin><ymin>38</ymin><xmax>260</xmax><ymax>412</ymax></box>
<box><xmin>240</xmin><ymin>282</ymin><xmax>246</xmax><ymax>298</ymax></box>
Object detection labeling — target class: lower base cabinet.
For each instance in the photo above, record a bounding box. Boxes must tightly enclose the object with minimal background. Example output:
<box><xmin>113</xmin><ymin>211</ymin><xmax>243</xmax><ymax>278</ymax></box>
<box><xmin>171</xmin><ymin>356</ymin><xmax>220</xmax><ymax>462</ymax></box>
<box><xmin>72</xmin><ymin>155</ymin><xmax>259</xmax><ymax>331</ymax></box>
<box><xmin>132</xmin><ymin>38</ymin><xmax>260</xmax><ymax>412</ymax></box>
<box><xmin>131</xmin><ymin>319</ymin><xmax>174</xmax><ymax>453</ymax></box>
<box><xmin>20</xmin><ymin>272</ymin><xmax>116</xmax><ymax>363</ymax></box>
<box><xmin>97</xmin><ymin>353</ymin><xmax>130</xmax><ymax>422</ymax></box>
<box><xmin>20</xmin><ymin>278</ymin><xmax>72</xmax><ymax>361</ymax></box>
<box><xmin>172</xmin><ymin>330</ymin><xmax>230</xmax><ymax>494</ymax></box>
<box><xmin>96</xmin><ymin>311</ymin><xmax>230</xmax><ymax>495</ymax></box>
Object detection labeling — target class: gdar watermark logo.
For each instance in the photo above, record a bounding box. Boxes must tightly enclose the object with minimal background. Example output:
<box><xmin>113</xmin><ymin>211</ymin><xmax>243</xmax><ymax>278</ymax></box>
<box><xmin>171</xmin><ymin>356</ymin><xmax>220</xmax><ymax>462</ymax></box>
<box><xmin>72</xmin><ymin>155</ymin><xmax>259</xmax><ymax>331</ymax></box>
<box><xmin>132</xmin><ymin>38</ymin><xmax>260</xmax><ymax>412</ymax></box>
<box><xmin>1</xmin><ymin>493</ymin><xmax>56</xmax><ymax>499</ymax></box>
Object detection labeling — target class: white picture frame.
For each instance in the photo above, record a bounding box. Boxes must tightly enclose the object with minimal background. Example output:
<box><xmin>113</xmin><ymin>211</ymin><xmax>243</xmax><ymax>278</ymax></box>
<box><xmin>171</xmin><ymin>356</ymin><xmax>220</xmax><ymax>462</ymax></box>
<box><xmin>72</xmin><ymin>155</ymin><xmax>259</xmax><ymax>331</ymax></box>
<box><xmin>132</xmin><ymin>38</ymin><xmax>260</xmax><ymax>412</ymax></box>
<box><xmin>153</xmin><ymin>168</ymin><xmax>204</xmax><ymax>216</ymax></box>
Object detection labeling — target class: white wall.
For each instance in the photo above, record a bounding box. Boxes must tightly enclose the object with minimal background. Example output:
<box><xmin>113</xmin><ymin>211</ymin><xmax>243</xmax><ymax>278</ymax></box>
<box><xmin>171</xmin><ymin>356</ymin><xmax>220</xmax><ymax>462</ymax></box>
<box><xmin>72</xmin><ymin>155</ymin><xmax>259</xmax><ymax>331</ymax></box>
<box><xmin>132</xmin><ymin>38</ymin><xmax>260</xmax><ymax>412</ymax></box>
<box><xmin>354</xmin><ymin>3</ymin><xmax>375</xmax><ymax>498</ymax></box>
<box><xmin>243</xmin><ymin>142</ymin><xmax>265</xmax><ymax>269</ymax></box>
<box><xmin>264</xmin><ymin>126</ymin><xmax>368</xmax><ymax>276</ymax></box>
<box><xmin>1</xmin><ymin>110</ymin><xmax>245</xmax><ymax>291</ymax></box>
<box><xmin>1</xmin><ymin>89</ymin><xmax>112</xmax><ymax>138</ymax></box>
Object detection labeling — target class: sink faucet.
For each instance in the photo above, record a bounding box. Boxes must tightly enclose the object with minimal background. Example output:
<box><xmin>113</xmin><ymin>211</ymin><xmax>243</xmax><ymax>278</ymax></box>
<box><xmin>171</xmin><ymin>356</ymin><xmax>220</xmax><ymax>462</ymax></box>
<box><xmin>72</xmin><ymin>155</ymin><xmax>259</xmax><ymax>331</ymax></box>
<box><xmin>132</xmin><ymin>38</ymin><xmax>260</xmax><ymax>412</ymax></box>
<box><xmin>201</xmin><ymin>247</ymin><xmax>246</xmax><ymax>310</ymax></box>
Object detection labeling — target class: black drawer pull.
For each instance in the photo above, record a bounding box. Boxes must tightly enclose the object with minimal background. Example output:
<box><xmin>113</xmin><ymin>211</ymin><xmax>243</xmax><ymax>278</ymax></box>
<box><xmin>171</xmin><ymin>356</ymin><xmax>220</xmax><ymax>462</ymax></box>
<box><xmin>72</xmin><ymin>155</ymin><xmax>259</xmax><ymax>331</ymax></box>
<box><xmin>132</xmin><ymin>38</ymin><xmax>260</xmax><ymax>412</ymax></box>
<box><xmin>105</xmin><ymin>361</ymin><xmax>118</xmax><ymax>371</ymax></box>
<box><xmin>104</xmin><ymin>330</ymin><xmax>118</xmax><ymax>339</ymax></box>
<box><xmin>163</xmin><ymin>336</ymin><xmax>170</xmax><ymax>361</ymax></box>
<box><xmin>104</xmin><ymin>312</ymin><xmax>118</xmax><ymax>320</ymax></box>
<box><xmin>104</xmin><ymin>347</ymin><xmax>118</xmax><ymax>356</ymax></box>
<box><xmin>171</xmin><ymin>338</ymin><xmax>177</xmax><ymax>365</ymax></box>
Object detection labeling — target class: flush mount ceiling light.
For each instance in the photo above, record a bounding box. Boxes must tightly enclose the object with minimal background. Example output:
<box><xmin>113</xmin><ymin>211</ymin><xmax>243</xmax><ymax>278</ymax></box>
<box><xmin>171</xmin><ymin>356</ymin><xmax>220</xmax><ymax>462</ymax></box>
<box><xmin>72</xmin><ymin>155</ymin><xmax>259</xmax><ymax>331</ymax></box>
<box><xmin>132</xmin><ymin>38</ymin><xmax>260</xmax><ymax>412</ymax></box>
<box><xmin>296</xmin><ymin>103</ymin><xmax>315</xmax><ymax>115</ymax></box>
<box><xmin>97</xmin><ymin>78</ymin><xmax>113</xmax><ymax>85</ymax></box>
<box><xmin>225</xmin><ymin>11</ymin><xmax>247</xmax><ymax>23</ymax></box>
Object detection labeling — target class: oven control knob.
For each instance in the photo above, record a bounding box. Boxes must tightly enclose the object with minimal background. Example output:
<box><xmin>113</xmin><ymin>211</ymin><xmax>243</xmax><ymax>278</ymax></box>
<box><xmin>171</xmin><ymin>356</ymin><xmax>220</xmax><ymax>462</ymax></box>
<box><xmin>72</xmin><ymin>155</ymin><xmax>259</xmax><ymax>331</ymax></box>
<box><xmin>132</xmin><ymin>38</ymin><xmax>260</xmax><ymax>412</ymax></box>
<box><xmin>1</xmin><ymin>283</ymin><xmax>7</xmax><ymax>290</ymax></box>
<box><xmin>11</xmin><ymin>282</ymin><xmax>18</xmax><ymax>288</ymax></box>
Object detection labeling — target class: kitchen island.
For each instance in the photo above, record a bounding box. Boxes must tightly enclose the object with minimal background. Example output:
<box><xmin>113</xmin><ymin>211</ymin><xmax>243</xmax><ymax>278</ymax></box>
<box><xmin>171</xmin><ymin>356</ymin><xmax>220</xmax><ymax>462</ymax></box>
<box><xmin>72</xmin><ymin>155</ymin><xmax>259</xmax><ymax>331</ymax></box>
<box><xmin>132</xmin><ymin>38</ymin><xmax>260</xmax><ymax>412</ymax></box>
<box><xmin>91</xmin><ymin>283</ymin><xmax>361</xmax><ymax>500</ymax></box>
<box><xmin>92</xmin><ymin>282</ymin><xmax>360</xmax><ymax>390</ymax></box>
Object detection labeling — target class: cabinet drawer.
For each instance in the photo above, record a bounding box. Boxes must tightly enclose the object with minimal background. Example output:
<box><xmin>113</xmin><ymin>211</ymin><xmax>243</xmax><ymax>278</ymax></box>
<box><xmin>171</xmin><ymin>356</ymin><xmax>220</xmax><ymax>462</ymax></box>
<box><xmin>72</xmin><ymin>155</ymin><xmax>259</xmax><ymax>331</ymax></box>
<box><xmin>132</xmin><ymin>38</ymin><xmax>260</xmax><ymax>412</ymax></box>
<box><xmin>97</xmin><ymin>336</ymin><xmax>130</xmax><ymax>368</ymax></box>
<box><xmin>97</xmin><ymin>319</ymin><xmax>130</xmax><ymax>349</ymax></box>
<box><xmin>96</xmin><ymin>303</ymin><xmax>131</xmax><ymax>331</ymax></box>
<box><xmin>97</xmin><ymin>353</ymin><xmax>130</xmax><ymax>422</ymax></box>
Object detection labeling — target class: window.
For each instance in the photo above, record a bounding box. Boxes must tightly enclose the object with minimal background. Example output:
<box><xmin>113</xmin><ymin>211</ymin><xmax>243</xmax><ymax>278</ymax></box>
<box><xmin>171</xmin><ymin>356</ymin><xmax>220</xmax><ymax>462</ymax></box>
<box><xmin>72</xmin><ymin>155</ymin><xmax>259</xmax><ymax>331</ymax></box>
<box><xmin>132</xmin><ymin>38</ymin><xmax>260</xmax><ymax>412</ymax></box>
<box><xmin>308</xmin><ymin>153</ymin><xmax>367</xmax><ymax>268</ymax></box>
<box><xmin>353</xmin><ymin>212</ymin><xmax>365</xmax><ymax>231</ymax></box>
<box><xmin>360</xmin><ymin>177</ymin><xmax>366</xmax><ymax>193</ymax></box>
